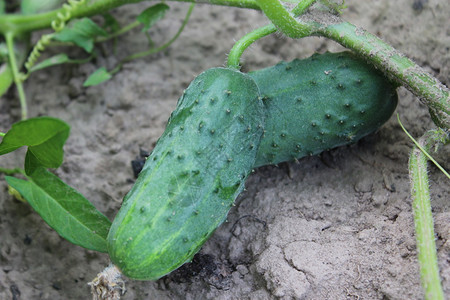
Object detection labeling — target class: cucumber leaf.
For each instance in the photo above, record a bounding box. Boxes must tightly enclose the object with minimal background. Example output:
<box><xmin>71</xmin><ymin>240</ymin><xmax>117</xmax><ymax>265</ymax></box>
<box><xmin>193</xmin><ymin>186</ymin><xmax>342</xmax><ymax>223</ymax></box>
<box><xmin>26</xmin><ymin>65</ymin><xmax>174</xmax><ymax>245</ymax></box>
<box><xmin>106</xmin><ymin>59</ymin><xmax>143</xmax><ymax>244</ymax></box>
<box><xmin>28</xmin><ymin>54</ymin><xmax>71</xmax><ymax>73</ymax></box>
<box><xmin>0</xmin><ymin>117</ymin><xmax>70</xmax><ymax>174</ymax></box>
<box><xmin>0</xmin><ymin>42</ymin><xmax>7</xmax><ymax>61</ymax></box>
<box><xmin>102</xmin><ymin>13</ymin><xmax>120</xmax><ymax>33</ymax></box>
<box><xmin>83</xmin><ymin>67</ymin><xmax>112</xmax><ymax>87</ymax></box>
<box><xmin>0</xmin><ymin>62</ymin><xmax>14</xmax><ymax>98</ymax></box>
<box><xmin>137</xmin><ymin>3</ymin><xmax>170</xmax><ymax>32</ymax></box>
<box><xmin>6</xmin><ymin>168</ymin><xmax>111</xmax><ymax>252</ymax></box>
<box><xmin>28</xmin><ymin>54</ymin><xmax>92</xmax><ymax>73</ymax></box>
<box><xmin>53</xmin><ymin>18</ymin><xmax>108</xmax><ymax>53</ymax></box>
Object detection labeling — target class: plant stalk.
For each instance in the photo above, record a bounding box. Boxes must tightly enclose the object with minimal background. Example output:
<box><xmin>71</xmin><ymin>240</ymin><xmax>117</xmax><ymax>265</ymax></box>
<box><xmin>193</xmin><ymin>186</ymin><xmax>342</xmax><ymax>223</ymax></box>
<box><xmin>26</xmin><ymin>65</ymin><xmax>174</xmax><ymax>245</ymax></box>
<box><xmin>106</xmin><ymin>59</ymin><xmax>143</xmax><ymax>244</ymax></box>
<box><xmin>226</xmin><ymin>0</ymin><xmax>317</xmax><ymax>69</ymax></box>
<box><xmin>0</xmin><ymin>167</ymin><xmax>26</xmax><ymax>176</ymax></box>
<box><xmin>5</xmin><ymin>32</ymin><xmax>27</xmax><ymax>120</ymax></box>
<box><xmin>292</xmin><ymin>0</ymin><xmax>317</xmax><ymax>16</ymax></box>
<box><xmin>227</xmin><ymin>23</ymin><xmax>276</xmax><ymax>69</ymax></box>
<box><xmin>121</xmin><ymin>3</ymin><xmax>194</xmax><ymax>62</ymax></box>
<box><xmin>256</xmin><ymin>0</ymin><xmax>314</xmax><ymax>38</ymax></box>
<box><xmin>106</xmin><ymin>2</ymin><xmax>195</xmax><ymax>76</ymax></box>
<box><xmin>408</xmin><ymin>129</ymin><xmax>448</xmax><ymax>300</ymax></box>
<box><xmin>0</xmin><ymin>0</ymin><xmax>259</xmax><ymax>36</ymax></box>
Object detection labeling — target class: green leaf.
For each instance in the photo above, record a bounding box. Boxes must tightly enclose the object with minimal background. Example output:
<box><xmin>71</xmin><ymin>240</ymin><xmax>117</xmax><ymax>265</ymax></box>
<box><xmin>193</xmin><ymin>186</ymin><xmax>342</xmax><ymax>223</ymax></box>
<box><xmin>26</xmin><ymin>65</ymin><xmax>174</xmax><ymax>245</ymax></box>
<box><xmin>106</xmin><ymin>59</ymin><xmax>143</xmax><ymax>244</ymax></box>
<box><xmin>83</xmin><ymin>67</ymin><xmax>112</xmax><ymax>87</ymax></box>
<box><xmin>102</xmin><ymin>13</ymin><xmax>120</xmax><ymax>33</ymax></box>
<box><xmin>137</xmin><ymin>3</ymin><xmax>170</xmax><ymax>32</ymax></box>
<box><xmin>53</xmin><ymin>18</ymin><xmax>108</xmax><ymax>53</ymax></box>
<box><xmin>21</xmin><ymin>0</ymin><xmax>65</xmax><ymax>14</ymax></box>
<box><xmin>0</xmin><ymin>1</ymin><xmax>4</xmax><ymax>15</ymax></box>
<box><xmin>28</xmin><ymin>53</ymin><xmax>70</xmax><ymax>73</ymax></box>
<box><xmin>0</xmin><ymin>117</ymin><xmax>70</xmax><ymax>174</ymax></box>
<box><xmin>0</xmin><ymin>43</ymin><xmax>7</xmax><ymax>60</ymax></box>
<box><xmin>0</xmin><ymin>62</ymin><xmax>14</xmax><ymax>98</ymax></box>
<box><xmin>28</xmin><ymin>54</ymin><xmax>93</xmax><ymax>73</ymax></box>
<box><xmin>24</xmin><ymin>150</ymin><xmax>41</xmax><ymax>177</ymax></box>
<box><xmin>5</xmin><ymin>169</ymin><xmax>111</xmax><ymax>252</ymax></box>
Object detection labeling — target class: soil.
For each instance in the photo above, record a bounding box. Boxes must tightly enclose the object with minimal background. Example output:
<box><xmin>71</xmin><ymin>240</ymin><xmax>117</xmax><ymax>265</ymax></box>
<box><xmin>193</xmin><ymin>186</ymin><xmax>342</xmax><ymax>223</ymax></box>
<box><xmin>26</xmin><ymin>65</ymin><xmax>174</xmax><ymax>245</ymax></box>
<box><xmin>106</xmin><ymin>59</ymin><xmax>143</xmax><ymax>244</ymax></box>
<box><xmin>0</xmin><ymin>0</ymin><xmax>449</xmax><ymax>299</ymax></box>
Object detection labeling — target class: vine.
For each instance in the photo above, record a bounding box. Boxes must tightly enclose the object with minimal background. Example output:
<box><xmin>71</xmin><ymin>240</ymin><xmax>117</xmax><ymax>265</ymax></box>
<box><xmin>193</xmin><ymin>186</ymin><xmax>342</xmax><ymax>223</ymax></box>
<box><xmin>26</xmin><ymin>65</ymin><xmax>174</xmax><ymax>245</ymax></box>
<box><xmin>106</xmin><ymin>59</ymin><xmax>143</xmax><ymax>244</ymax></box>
<box><xmin>23</xmin><ymin>0</ymin><xmax>88</xmax><ymax>73</ymax></box>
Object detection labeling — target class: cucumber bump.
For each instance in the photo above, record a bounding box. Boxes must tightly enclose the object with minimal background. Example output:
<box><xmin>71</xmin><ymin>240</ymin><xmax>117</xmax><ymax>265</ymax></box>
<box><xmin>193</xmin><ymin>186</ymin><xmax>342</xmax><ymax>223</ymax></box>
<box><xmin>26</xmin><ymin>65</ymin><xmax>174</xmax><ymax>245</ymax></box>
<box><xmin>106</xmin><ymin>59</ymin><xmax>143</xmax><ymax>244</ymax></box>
<box><xmin>250</xmin><ymin>52</ymin><xmax>398</xmax><ymax>167</ymax></box>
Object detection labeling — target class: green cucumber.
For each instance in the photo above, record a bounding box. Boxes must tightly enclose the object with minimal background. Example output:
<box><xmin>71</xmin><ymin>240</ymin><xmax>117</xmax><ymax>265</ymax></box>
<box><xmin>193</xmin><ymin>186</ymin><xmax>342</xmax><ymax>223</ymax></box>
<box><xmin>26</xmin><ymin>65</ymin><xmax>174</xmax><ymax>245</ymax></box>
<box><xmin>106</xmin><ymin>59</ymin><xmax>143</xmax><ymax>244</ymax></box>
<box><xmin>250</xmin><ymin>52</ymin><xmax>398</xmax><ymax>167</ymax></box>
<box><xmin>107</xmin><ymin>68</ymin><xmax>264</xmax><ymax>280</ymax></box>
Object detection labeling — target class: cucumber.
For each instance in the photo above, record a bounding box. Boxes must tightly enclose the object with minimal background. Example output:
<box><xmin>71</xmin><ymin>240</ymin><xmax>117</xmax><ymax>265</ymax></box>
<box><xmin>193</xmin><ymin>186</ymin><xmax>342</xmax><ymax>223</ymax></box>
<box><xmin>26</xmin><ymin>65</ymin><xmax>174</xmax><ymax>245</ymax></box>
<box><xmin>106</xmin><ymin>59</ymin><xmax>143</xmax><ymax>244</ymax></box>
<box><xmin>107</xmin><ymin>68</ymin><xmax>264</xmax><ymax>280</ymax></box>
<box><xmin>250</xmin><ymin>52</ymin><xmax>398</xmax><ymax>167</ymax></box>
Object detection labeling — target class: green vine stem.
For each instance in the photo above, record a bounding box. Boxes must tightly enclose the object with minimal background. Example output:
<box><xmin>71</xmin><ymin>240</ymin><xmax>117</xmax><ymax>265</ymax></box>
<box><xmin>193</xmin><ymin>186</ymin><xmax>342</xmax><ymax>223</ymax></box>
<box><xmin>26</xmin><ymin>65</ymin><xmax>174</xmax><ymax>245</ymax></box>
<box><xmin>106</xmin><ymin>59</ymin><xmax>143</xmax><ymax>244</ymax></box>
<box><xmin>23</xmin><ymin>0</ymin><xmax>88</xmax><ymax>73</ymax></box>
<box><xmin>121</xmin><ymin>3</ymin><xmax>194</xmax><ymax>63</ymax></box>
<box><xmin>5</xmin><ymin>32</ymin><xmax>27</xmax><ymax>120</ymax></box>
<box><xmin>95</xmin><ymin>20</ymin><xmax>142</xmax><ymax>43</ymax></box>
<box><xmin>227</xmin><ymin>24</ymin><xmax>276</xmax><ymax>69</ymax></box>
<box><xmin>256</xmin><ymin>0</ymin><xmax>313</xmax><ymax>38</ymax></box>
<box><xmin>227</xmin><ymin>0</ymin><xmax>317</xmax><ymax>69</ymax></box>
<box><xmin>107</xmin><ymin>3</ymin><xmax>195</xmax><ymax>75</ymax></box>
<box><xmin>408</xmin><ymin>128</ymin><xmax>448</xmax><ymax>300</ymax></box>
<box><xmin>398</xmin><ymin>115</ymin><xmax>449</xmax><ymax>179</ymax></box>
<box><xmin>291</xmin><ymin>0</ymin><xmax>317</xmax><ymax>16</ymax></box>
<box><xmin>0</xmin><ymin>0</ymin><xmax>259</xmax><ymax>36</ymax></box>
<box><xmin>0</xmin><ymin>167</ymin><xmax>26</xmax><ymax>176</ymax></box>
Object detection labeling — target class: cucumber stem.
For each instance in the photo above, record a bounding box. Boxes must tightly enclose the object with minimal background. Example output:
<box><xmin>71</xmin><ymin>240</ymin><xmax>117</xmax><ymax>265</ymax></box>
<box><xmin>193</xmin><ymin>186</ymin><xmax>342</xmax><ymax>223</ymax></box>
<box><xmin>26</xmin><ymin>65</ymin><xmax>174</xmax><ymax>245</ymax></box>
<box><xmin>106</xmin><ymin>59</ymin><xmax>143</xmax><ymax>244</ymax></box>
<box><xmin>107</xmin><ymin>2</ymin><xmax>195</xmax><ymax>76</ymax></box>
<box><xmin>0</xmin><ymin>167</ymin><xmax>26</xmax><ymax>175</ymax></box>
<box><xmin>95</xmin><ymin>20</ymin><xmax>141</xmax><ymax>43</ymax></box>
<box><xmin>0</xmin><ymin>0</ymin><xmax>259</xmax><ymax>36</ymax></box>
<box><xmin>257</xmin><ymin>0</ymin><xmax>314</xmax><ymax>38</ymax></box>
<box><xmin>5</xmin><ymin>32</ymin><xmax>27</xmax><ymax>120</ymax></box>
<box><xmin>227</xmin><ymin>24</ymin><xmax>276</xmax><ymax>69</ymax></box>
<box><xmin>408</xmin><ymin>129</ymin><xmax>448</xmax><ymax>300</ymax></box>
<box><xmin>227</xmin><ymin>0</ymin><xmax>317</xmax><ymax>69</ymax></box>
<box><xmin>292</xmin><ymin>0</ymin><xmax>317</xmax><ymax>16</ymax></box>
<box><xmin>398</xmin><ymin>115</ymin><xmax>449</xmax><ymax>179</ymax></box>
<box><xmin>120</xmin><ymin>3</ymin><xmax>194</xmax><ymax>63</ymax></box>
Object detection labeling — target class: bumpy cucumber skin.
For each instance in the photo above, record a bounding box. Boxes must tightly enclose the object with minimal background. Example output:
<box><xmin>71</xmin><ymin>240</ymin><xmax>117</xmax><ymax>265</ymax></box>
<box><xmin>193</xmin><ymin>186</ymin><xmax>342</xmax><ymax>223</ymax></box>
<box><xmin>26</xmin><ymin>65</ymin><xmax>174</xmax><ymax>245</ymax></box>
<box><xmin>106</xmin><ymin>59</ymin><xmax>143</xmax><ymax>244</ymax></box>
<box><xmin>250</xmin><ymin>52</ymin><xmax>398</xmax><ymax>167</ymax></box>
<box><xmin>107</xmin><ymin>68</ymin><xmax>264</xmax><ymax>280</ymax></box>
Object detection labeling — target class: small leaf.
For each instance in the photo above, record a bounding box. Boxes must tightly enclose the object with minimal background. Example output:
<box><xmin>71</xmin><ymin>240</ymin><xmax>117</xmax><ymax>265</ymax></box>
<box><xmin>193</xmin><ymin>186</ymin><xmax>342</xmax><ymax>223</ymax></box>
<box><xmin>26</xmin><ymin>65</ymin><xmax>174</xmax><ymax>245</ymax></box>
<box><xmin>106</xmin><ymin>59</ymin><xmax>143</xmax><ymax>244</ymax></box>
<box><xmin>53</xmin><ymin>18</ymin><xmax>108</xmax><ymax>53</ymax></box>
<box><xmin>0</xmin><ymin>43</ymin><xmax>8</xmax><ymax>60</ymax></box>
<box><xmin>28</xmin><ymin>54</ymin><xmax>92</xmax><ymax>73</ymax></box>
<box><xmin>83</xmin><ymin>67</ymin><xmax>112</xmax><ymax>87</ymax></box>
<box><xmin>137</xmin><ymin>3</ymin><xmax>170</xmax><ymax>32</ymax></box>
<box><xmin>28</xmin><ymin>54</ymin><xmax>70</xmax><ymax>73</ymax></box>
<box><xmin>102</xmin><ymin>13</ymin><xmax>120</xmax><ymax>33</ymax></box>
<box><xmin>0</xmin><ymin>117</ymin><xmax>70</xmax><ymax>174</ymax></box>
<box><xmin>6</xmin><ymin>168</ymin><xmax>111</xmax><ymax>252</ymax></box>
<box><xmin>24</xmin><ymin>150</ymin><xmax>41</xmax><ymax>176</ymax></box>
<box><xmin>0</xmin><ymin>62</ymin><xmax>14</xmax><ymax>98</ymax></box>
